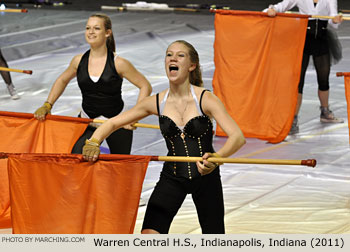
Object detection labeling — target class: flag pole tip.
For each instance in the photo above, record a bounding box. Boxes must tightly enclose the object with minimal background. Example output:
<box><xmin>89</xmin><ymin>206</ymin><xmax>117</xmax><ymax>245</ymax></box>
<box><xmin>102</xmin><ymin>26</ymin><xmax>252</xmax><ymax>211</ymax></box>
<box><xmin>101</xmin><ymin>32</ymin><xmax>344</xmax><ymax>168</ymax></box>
<box><xmin>301</xmin><ymin>159</ymin><xmax>316</xmax><ymax>167</ymax></box>
<box><xmin>336</xmin><ymin>72</ymin><xmax>344</xmax><ymax>77</ymax></box>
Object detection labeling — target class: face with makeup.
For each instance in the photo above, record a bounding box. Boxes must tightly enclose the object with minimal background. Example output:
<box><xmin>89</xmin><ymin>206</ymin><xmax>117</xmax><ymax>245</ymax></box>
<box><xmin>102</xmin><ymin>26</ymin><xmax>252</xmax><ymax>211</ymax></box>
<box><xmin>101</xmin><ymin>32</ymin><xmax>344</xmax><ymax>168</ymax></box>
<box><xmin>165</xmin><ymin>42</ymin><xmax>196</xmax><ymax>84</ymax></box>
<box><xmin>85</xmin><ymin>17</ymin><xmax>111</xmax><ymax>48</ymax></box>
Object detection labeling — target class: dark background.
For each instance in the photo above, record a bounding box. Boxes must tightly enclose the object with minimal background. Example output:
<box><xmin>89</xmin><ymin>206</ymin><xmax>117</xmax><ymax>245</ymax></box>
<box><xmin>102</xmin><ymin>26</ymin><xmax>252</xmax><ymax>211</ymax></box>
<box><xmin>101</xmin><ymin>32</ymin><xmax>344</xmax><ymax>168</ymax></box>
<box><xmin>2</xmin><ymin>0</ymin><xmax>350</xmax><ymax>11</ymax></box>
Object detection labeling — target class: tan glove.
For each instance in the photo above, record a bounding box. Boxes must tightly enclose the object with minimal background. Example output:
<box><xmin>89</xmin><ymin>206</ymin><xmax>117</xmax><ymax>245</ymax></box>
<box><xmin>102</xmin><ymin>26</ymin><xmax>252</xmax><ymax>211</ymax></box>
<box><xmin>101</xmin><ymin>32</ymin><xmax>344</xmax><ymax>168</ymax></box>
<box><xmin>82</xmin><ymin>138</ymin><xmax>101</xmax><ymax>162</ymax></box>
<box><xmin>34</xmin><ymin>102</ymin><xmax>52</xmax><ymax>121</ymax></box>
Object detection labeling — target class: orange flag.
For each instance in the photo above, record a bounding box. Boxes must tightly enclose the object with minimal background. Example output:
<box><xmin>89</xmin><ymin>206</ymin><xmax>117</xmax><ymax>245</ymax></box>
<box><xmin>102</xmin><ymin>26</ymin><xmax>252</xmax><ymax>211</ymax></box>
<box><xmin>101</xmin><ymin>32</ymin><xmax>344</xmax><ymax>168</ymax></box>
<box><xmin>212</xmin><ymin>10</ymin><xmax>308</xmax><ymax>143</ymax></box>
<box><xmin>0</xmin><ymin>111</ymin><xmax>89</xmax><ymax>228</ymax></box>
<box><xmin>340</xmin><ymin>73</ymin><xmax>350</xmax><ymax>144</ymax></box>
<box><xmin>8</xmin><ymin>154</ymin><xmax>149</xmax><ymax>234</ymax></box>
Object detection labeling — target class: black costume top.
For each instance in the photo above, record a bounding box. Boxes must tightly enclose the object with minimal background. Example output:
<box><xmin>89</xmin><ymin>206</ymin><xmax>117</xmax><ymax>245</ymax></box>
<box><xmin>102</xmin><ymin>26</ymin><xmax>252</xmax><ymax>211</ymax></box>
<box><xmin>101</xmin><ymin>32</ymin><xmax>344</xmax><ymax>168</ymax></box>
<box><xmin>156</xmin><ymin>87</ymin><xmax>215</xmax><ymax>180</ymax></box>
<box><xmin>77</xmin><ymin>49</ymin><xmax>124</xmax><ymax>119</ymax></box>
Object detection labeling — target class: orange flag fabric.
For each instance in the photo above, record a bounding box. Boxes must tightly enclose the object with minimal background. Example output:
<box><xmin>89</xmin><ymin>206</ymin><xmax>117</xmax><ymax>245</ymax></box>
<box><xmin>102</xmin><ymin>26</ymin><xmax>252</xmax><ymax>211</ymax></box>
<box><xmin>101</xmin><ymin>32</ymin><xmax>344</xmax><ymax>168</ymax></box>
<box><xmin>8</xmin><ymin>154</ymin><xmax>150</xmax><ymax>234</ymax></box>
<box><xmin>0</xmin><ymin>111</ymin><xmax>89</xmax><ymax>228</ymax></box>
<box><xmin>213</xmin><ymin>10</ymin><xmax>309</xmax><ymax>143</ymax></box>
<box><xmin>340</xmin><ymin>73</ymin><xmax>350</xmax><ymax>144</ymax></box>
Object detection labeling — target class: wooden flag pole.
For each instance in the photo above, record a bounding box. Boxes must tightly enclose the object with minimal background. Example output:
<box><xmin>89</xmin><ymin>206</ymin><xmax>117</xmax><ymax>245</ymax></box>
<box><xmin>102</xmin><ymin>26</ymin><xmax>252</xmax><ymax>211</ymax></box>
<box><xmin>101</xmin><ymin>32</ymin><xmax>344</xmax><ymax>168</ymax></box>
<box><xmin>311</xmin><ymin>15</ymin><xmax>350</xmax><ymax>21</ymax></box>
<box><xmin>0</xmin><ymin>67</ymin><xmax>32</xmax><ymax>75</ymax></box>
<box><xmin>93</xmin><ymin>119</ymin><xmax>160</xmax><ymax>129</ymax></box>
<box><xmin>101</xmin><ymin>5</ymin><xmax>199</xmax><ymax>12</ymax></box>
<box><xmin>0</xmin><ymin>152</ymin><xmax>316</xmax><ymax>167</ymax></box>
<box><xmin>151</xmin><ymin>156</ymin><xmax>317</xmax><ymax>167</ymax></box>
<box><xmin>0</xmin><ymin>9</ymin><xmax>28</xmax><ymax>13</ymax></box>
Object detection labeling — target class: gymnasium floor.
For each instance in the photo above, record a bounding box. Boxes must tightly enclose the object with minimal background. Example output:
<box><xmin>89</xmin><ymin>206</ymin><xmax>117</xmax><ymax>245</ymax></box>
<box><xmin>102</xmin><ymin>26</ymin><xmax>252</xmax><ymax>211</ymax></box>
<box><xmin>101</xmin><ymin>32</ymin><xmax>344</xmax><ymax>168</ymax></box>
<box><xmin>1</xmin><ymin>2</ymin><xmax>349</xmax><ymax>234</ymax></box>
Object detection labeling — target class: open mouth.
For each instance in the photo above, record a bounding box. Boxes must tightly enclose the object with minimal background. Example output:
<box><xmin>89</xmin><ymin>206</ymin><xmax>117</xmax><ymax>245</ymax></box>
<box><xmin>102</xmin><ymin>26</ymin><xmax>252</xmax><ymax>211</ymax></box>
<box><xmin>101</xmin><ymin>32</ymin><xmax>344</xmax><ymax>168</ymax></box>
<box><xmin>169</xmin><ymin>65</ymin><xmax>179</xmax><ymax>72</ymax></box>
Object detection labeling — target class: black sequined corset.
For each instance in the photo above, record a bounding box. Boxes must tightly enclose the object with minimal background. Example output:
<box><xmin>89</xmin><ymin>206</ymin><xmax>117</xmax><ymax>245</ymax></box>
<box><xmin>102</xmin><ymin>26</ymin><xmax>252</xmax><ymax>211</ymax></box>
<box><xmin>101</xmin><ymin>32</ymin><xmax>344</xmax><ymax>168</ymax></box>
<box><xmin>157</xmin><ymin>90</ymin><xmax>215</xmax><ymax>180</ymax></box>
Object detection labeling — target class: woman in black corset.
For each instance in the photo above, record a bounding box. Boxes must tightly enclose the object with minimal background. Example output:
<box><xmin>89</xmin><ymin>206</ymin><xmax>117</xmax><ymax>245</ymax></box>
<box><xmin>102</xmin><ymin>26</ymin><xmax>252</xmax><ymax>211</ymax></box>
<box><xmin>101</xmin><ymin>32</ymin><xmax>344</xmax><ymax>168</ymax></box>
<box><xmin>82</xmin><ymin>40</ymin><xmax>246</xmax><ymax>234</ymax></box>
<box><xmin>34</xmin><ymin>13</ymin><xmax>152</xmax><ymax>154</ymax></box>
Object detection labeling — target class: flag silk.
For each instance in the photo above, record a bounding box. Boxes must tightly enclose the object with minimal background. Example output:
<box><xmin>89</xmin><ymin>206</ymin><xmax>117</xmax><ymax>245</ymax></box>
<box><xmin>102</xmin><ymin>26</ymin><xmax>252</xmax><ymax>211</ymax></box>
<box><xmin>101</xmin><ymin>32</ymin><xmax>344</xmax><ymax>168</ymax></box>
<box><xmin>0</xmin><ymin>111</ymin><xmax>89</xmax><ymax>228</ymax></box>
<box><xmin>343</xmin><ymin>74</ymin><xmax>350</xmax><ymax>144</ymax></box>
<box><xmin>8</xmin><ymin>154</ymin><xmax>150</xmax><ymax>234</ymax></box>
<box><xmin>213</xmin><ymin>10</ymin><xmax>308</xmax><ymax>143</ymax></box>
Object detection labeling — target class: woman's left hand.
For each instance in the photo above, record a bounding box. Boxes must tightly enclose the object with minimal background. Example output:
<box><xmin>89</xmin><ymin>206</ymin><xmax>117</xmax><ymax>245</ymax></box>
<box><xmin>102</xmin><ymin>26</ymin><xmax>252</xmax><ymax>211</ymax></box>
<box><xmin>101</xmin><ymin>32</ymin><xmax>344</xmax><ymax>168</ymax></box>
<box><xmin>196</xmin><ymin>153</ymin><xmax>221</xmax><ymax>176</ymax></box>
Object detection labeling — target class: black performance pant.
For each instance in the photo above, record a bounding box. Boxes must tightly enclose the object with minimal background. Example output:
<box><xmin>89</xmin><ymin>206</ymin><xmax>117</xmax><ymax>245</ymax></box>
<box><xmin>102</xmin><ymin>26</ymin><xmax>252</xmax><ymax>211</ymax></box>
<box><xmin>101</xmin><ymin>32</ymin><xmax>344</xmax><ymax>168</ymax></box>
<box><xmin>298</xmin><ymin>32</ymin><xmax>331</xmax><ymax>94</ymax></box>
<box><xmin>142</xmin><ymin>168</ymin><xmax>225</xmax><ymax>234</ymax></box>
<box><xmin>298</xmin><ymin>53</ymin><xmax>330</xmax><ymax>94</ymax></box>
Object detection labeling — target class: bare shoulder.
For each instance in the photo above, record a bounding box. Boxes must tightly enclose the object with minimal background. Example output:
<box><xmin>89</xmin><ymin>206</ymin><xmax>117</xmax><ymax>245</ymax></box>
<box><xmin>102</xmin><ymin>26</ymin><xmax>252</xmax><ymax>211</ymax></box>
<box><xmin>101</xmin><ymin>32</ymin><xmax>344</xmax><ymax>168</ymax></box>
<box><xmin>192</xmin><ymin>85</ymin><xmax>218</xmax><ymax>102</ymax></box>
<box><xmin>114</xmin><ymin>56</ymin><xmax>134</xmax><ymax>76</ymax></box>
<box><xmin>139</xmin><ymin>93</ymin><xmax>159</xmax><ymax>115</ymax></box>
<box><xmin>70</xmin><ymin>54</ymin><xmax>83</xmax><ymax>69</ymax></box>
<box><xmin>72</xmin><ymin>54</ymin><xmax>83</xmax><ymax>63</ymax></box>
<box><xmin>193</xmin><ymin>86</ymin><xmax>224</xmax><ymax>116</ymax></box>
<box><xmin>115</xmin><ymin>55</ymin><xmax>131</xmax><ymax>67</ymax></box>
<box><xmin>156</xmin><ymin>89</ymin><xmax>169</xmax><ymax>101</ymax></box>
<box><xmin>141</xmin><ymin>89</ymin><xmax>169</xmax><ymax>114</ymax></box>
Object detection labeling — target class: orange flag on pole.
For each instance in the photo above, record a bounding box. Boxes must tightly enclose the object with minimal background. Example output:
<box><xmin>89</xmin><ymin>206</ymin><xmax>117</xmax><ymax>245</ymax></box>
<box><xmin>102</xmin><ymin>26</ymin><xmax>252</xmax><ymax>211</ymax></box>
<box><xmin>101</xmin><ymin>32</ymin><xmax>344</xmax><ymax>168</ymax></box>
<box><xmin>212</xmin><ymin>10</ymin><xmax>308</xmax><ymax>143</ymax></box>
<box><xmin>8</xmin><ymin>154</ymin><xmax>149</xmax><ymax>234</ymax></box>
<box><xmin>337</xmin><ymin>72</ymin><xmax>350</xmax><ymax>144</ymax></box>
<box><xmin>344</xmin><ymin>75</ymin><xmax>350</xmax><ymax>144</ymax></box>
<box><xmin>0</xmin><ymin>111</ymin><xmax>89</xmax><ymax>228</ymax></box>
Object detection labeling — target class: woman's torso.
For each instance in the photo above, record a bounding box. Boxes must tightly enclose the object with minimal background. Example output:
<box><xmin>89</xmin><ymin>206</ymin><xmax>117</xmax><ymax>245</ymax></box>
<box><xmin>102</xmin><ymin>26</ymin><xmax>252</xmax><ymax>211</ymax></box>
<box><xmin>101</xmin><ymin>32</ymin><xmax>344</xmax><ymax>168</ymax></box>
<box><xmin>77</xmin><ymin>49</ymin><xmax>124</xmax><ymax>119</ymax></box>
<box><xmin>157</xmin><ymin>85</ymin><xmax>216</xmax><ymax>180</ymax></box>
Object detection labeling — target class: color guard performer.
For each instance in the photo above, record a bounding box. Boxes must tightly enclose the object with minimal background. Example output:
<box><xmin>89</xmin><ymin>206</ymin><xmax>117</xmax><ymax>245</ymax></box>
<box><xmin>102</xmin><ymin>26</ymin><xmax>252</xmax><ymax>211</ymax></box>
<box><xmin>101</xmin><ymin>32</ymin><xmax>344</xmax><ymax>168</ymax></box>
<box><xmin>266</xmin><ymin>0</ymin><xmax>344</xmax><ymax>134</ymax></box>
<box><xmin>34</xmin><ymin>13</ymin><xmax>152</xmax><ymax>154</ymax></box>
<box><xmin>82</xmin><ymin>40</ymin><xmax>246</xmax><ymax>233</ymax></box>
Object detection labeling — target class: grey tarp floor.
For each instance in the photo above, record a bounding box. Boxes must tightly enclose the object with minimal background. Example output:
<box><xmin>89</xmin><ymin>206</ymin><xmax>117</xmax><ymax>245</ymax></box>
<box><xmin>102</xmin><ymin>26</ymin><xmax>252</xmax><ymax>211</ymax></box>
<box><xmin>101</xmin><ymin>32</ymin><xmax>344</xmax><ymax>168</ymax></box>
<box><xmin>1</xmin><ymin>7</ymin><xmax>349</xmax><ymax>234</ymax></box>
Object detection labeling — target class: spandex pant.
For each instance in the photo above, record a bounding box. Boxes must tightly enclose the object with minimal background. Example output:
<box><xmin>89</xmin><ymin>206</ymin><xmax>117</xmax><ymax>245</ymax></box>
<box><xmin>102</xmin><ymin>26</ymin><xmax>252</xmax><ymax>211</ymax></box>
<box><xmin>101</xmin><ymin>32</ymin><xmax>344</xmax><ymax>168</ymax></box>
<box><xmin>298</xmin><ymin>53</ymin><xmax>330</xmax><ymax>94</ymax></box>
<box><xmin>142</xmin><ymin>168</ymin><xmax>225</xmax><ymax>234</ymax></box>
<box><xmin>298</xmin><ymin>31</ymin><xmax>331</xmax><ymax>94</ymax></box>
